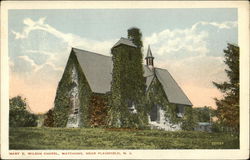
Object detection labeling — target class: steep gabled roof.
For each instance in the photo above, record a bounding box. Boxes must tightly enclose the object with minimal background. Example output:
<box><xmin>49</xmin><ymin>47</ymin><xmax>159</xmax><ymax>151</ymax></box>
<box><xmin>71</xmin><ymin>48</ymin><xmax>192</xmax><ymax>106</ymax></box>
<box><xmin>112</xmin><ymin>37</ymin><xmax>137</xmax><ymax>49</ymax></box>
<box><xmin>155</xmin><ymin>68</ymin><xmax>192</xmax><ymax>106</ymax></box>
<box><xmin>72</xmin><ymin>48</ymin><xmax>113</xmax><ymax>94</ymax></box>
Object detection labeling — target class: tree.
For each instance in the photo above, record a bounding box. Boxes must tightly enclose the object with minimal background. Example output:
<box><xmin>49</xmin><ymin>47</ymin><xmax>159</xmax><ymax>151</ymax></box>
<box><xmin>181</xmin><ymin>106</ymin><xmax>197</xmax><ymax>131</ymax></box>
<box><xmin>9</xmin><ymin>96</ymin><xmax>38</xmax><ymax>127</ymax></box>
<box><xmin>213</xmin><ymin>43</ymin><xmax>239</xmax><ymax>132</ymax></box>
<box><xmin>193</xmin><ymin>106</ymin><xmax>215</xmax><ymax>122</ymax></box>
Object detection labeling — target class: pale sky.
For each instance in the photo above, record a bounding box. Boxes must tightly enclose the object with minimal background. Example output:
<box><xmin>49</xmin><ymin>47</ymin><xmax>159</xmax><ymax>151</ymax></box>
<box><xmin>9</xmin><ymin>9</ymin><xmax>238</xmax><ymax>113</ymax></box>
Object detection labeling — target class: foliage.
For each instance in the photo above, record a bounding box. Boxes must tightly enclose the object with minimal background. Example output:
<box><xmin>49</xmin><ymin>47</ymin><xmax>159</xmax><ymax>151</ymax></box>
<box><xmin>127</xmin><ymin>27</ymin><xmax>143</xmax><ymax>48</ymax></box>
<box><xmin>181</xmin><ymin>106</ymin><xmax>197</xmax><ymax>131</ymax></box>
<box><xmin>146</xmin><ymin>77</ymin><xmax>196</xmax><ymax>130</ymax></box>
<box><xmin>53</xmin><ymin>51</ymin><xmax>92</xmax><ymax>127</ymax></box>
<box><xmin>9</xmin><ymin>96</ymin><xmax>38</xmax><ymax>127</ymax></box>
<box><xmin>43</xmin><ymin>109</ymin><xmax>54</xmax><ymax>127</ymax></box>
<box><xmin>109</xmin><ymin>28</ymin><xmax>147</xmax><ymax>128</ymax></box>
<box><xmin>192</xmin><ymin>106</ymin><xmax>215</xmax><ymax>122</ymax></box>
<box><xmin>89</xmin><ymin>94</ymin><xmax>108</xmax><ymax>127</ymax></box>
<box><xmin>147</xmin><ymin>77</ymin><xmax>182</xmax><ymax>125</ymax></box>
<box><xmin>213</xmin><ymin>43</ymin><xmax>239</xmax><ymax>132</ymax></box>
<box><xmin>10</xmin><ymin>127</ymin><xmax>239</xmax><ymax>149</ymax></box>
<box><xmin>211</xmin><ymin>122</ymin><xmax>224</xmax><ymax>132</ymax></box>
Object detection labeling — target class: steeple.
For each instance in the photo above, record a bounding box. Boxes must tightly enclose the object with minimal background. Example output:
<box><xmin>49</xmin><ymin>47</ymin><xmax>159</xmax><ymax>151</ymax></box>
<box><xmin>145</xmin><ymin>45</ymin><xmax>154</xmax><ymax>68</ymax></box>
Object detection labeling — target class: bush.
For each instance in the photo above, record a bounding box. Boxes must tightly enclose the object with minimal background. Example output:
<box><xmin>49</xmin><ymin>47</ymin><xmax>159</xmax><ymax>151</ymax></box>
<box><xmin>43</xmin><ymin>109</ymin><xmax>54</xmax><ymax>127</ymax></box>
<box><xmin>181</xmin><ymin>106</ymin><xmax>197</xmax><ymax>130</ymax></box>
<box><xmin>9</xmin><ymin>96</ymin><xmax>38</xmax><ymax>127</ymax></box>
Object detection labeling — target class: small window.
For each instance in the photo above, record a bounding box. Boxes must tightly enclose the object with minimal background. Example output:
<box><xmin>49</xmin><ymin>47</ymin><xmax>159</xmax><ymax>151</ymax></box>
<box><xmin>74</xmin><ymin>108</ymin><xmax>79</xmax><ymax>114</ymax></box>
<box><xmin>150</xmin><ymin>104</ymin><xmax>158</xmax><ymax>121</ymax></box>
<box><xmin>177</xmin><ymin>105</ymin><xmax>184</xmax><ymax>118</ymax></box>
<box><xmin>127</xmin><ymin>100</ymin><xmax>137</xmax><ymax>114</ymax></box>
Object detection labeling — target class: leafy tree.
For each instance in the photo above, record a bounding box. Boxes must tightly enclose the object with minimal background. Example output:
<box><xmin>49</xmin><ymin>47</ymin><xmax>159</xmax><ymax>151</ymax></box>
<box><xmin>9</xmin><ymin>96</ymin><xmax>38</xmax><ymax>127</ymax></box>
<box><xmin>213</xmin><ymin>43</ymin><xmax>239</xmax><ymax>132</ymax></box>
<box><xmin>193</xmin><ymin>106</ymin><xmax>215</xmax><ymax>122</ymax></box>
<box><xmin>181</xmin><ymin>106</ymin><xmax>197</xmax><ymax>131</ymax></box>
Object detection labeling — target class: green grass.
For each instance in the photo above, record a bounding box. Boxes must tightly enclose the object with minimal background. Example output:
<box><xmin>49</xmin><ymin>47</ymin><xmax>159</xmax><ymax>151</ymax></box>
<box><xmin>9</xmin><ymin>127</ymin><xmax>239</xmax><ymax>149</ymax></box>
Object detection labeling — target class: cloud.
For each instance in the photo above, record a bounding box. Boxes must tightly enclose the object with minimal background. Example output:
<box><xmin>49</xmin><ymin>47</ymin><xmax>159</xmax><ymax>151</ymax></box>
<box><xmin>191</xmin><ymin>21</ymin><xmax>237</xmax><ymax>30</ymax></box>
<box><xmin>144</xmin><ymin>20</ymin><xmax>237</xmax><ymax>59</ymax></box>
<box><xmin>12</xmin><ymin>17</ymin><xmax>116</xmax><ymax>55</ymax></box>
<box><xmin>18</xmin><ymin>55</ymin><xmax>42</xmax><ymax>72</ymax></box>
<box><xmin>144</xmin><ymin>27</ymin><xmax>209</xmax><ymax>58</ymax></box>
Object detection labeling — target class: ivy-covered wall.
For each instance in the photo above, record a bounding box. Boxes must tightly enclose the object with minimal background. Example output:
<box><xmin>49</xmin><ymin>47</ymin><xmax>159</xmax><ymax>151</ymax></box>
<box><xmin>147</xmin><ymin>76</ymin><xmax>182</xmax><ymax>125</ymax></box>
<box><xmin>89</xmin><ymin>93</ymin><xmax>108</xmax><ymax>127</ymax></box>
<box><xmin>52</xmin><ymin>51</ymin><xmax>92</xmax><ymax>127</ymax></box>
<box><xmin>147</xmin><ymin>76</ymin><xmax>195</xmax><ymax>130</ymax></box>
<box><xmin>109</xmin><ymin>44</ymin><xmax>147</xmax><ymax>128</ymax></box>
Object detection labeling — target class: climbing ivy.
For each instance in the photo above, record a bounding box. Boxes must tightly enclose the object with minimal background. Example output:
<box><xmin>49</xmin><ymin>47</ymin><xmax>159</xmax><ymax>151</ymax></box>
<box><xmin>51</xmin><ymin>50</ymin><xmax>92</xmax><ymax>127</ymax></box>
<box><xmin>109</xmin><ymin>28</ymin><xmax>147</xmax><ymax>129</ymax></box>
<box><xmin>147</xmin><ymin>77</ymin><xmax>182</xmax><ymax>125</ymax></box>
<box><xmin>89</xmin><ymin>93</ymin><xmax>108</xmax><ymax>127</ymax></box>
<box><xmin>128</xmin><ymin>27</ymin><xmax>143</xmax><ymax>48</ymax></box>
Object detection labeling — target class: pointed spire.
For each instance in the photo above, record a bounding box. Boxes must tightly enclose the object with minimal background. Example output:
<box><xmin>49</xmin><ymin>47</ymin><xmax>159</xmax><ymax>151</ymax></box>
<box><xmin>145</xmin><ymin>45</ymin><xmax>154</xmax><ymax>67</ymax></box>
<box><xmin>146</xmin><ymin>45</ymin><xmax>153</xmax><ymax>58</ymax></box>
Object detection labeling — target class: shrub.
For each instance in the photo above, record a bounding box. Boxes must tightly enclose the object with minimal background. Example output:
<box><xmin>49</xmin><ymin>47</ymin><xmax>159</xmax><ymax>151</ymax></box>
<box><xmin>9</xmin><ymin>96</ymin><xmax>38</xmax><ymax>127</ymax></box>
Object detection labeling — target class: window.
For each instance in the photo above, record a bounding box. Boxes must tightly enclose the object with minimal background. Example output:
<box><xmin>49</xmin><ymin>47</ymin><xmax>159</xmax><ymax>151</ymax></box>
<box><xmin>74</xmin><ymin>108</ymin><xmax>79</xmax><ymax>114</ymax></box>
<box><xmin>150</xmin><ymin>104</ymin><xmax>158</xmax><ymax>121</ymax></box>
<box><xmin>127</xmin><ymin>100</ymin><xmax>137</xmax><ymax>114</ymax></box>
<box><xmin>176</xmin><ymin>105</ymin><xmax>184</xmax><ymax>118</ymax></box>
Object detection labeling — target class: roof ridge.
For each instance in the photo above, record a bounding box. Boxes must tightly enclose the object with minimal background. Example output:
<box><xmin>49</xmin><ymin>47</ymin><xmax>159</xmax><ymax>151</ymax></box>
<box><xmin>72</xmin><ymin>47</ymin><xmax>111</xmax><ymax>58</ymax></box>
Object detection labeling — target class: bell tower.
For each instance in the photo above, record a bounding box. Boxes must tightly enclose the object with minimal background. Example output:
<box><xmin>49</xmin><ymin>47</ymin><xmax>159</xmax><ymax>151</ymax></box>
<box><xmin>145</xmin><ymin>45</ymin><xmax>154</xmax><ymax>68</ymax></box>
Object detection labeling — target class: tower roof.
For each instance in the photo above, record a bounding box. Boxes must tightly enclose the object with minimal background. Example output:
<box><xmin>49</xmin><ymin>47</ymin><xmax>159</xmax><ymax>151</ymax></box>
<box><xmin>146</xmin><ymin>45</ymin><xmax>154</xmax><ymax>58</ymax></box>
<box><xmin>111</xmin><ymin>37</ymin><xmax>137</xmax><ymax>50</ymax></box>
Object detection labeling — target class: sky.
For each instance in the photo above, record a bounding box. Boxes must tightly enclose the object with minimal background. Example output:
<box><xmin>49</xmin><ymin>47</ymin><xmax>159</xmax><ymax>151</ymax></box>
<box><xmin>8</xmin><ymin>9</ymin><xmax>238</xmax><ymax>113</ymax></box>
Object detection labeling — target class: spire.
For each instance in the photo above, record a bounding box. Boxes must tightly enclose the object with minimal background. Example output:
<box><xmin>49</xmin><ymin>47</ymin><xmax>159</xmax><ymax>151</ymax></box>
<box><xmin>145</xmin><ymin>45</ymin><xmax>154</xmax><ymax>67</ymax></box>
<box><xmin>146</xmin><ymin>45</ymin><xmax>153</xmax><ymax>58</ymax></box>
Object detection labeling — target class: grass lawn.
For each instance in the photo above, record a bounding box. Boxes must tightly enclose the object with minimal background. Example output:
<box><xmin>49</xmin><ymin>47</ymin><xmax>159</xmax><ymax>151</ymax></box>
<box><xmin>9</xmin><ymin>127</ymin><xmax>239</xmax><ymax>149</ymax></box>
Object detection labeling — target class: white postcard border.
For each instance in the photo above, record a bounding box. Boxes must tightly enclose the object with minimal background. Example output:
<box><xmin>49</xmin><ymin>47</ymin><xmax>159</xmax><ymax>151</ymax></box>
<box><xmin>1</xmin><ymin>1</ymin><xmax>249</xmax><ymax>159</ymax></box>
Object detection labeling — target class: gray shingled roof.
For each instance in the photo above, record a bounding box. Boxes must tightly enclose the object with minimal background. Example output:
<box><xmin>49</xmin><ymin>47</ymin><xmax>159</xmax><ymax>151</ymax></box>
<box><xmin>72</xmin><ymin>48</ymin><xmax>192</xmax><ymax>106</ymax></box>
<box><xmin>155</xmin><ymin>68</ymin><xmax>192</xmax><ymax>106</ymax></box>
<box><xmin>112</xmin><ymin>37</ymin><xmax>137</xmax><ymax>49</ymax></box>
<box><xmin>73</xmin><ymin>48</ymin><xmax>113</xmax><ymax>94</ymax></box>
